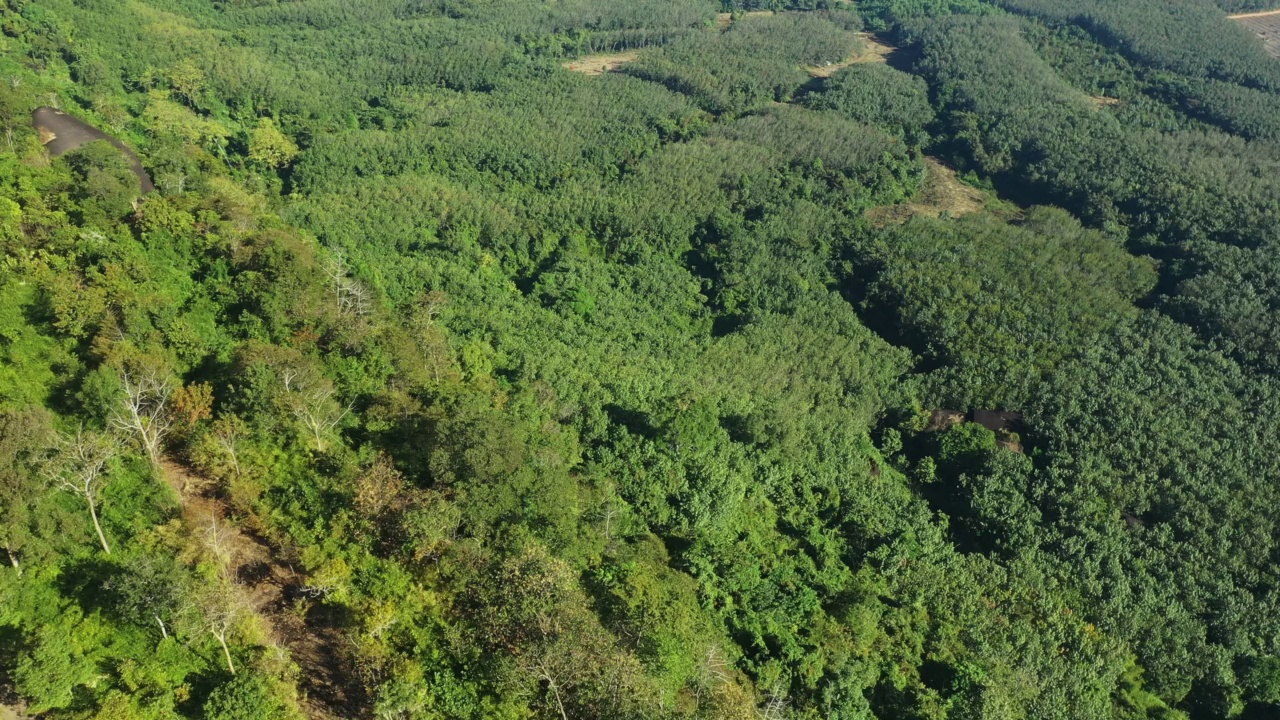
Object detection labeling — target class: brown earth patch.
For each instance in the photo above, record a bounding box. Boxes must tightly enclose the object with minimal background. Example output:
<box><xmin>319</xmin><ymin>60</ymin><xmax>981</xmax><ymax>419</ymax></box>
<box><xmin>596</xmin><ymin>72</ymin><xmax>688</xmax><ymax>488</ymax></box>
<box><xmin>805</xmin><ymin>33</ymin><xmax>896</xmax><ymax>77</ymax></box>
<box><xmin>160</xmin><ymin>458</ymin><xmax>360</xmax><ymax>720</ymax></box>
<box><xmin>1089</xmin><ymin>95</ymin><xmax>1120</xmax><ymax>108</ymax></box>
<box><xmin>867</xmin><ymin>156</ymin><xmax>986</xmax><ymax>224</ymax></box>
<box><xmin>1229</xmin><ymin>9</ymin><xmax>1280</xmax><ymax>58</ymax></box>
<box><xmin>562</xmin><ymin>50</ymin><xmax>640</xmax><ymax>75</ymax></box>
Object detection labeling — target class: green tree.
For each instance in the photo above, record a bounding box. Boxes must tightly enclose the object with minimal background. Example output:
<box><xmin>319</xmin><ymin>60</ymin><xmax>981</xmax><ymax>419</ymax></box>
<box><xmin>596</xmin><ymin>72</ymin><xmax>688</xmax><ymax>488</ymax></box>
<box><xmin>248</xmin><ymin>117</ymin><xmax>299</xmax><ymax>169</ymax></box>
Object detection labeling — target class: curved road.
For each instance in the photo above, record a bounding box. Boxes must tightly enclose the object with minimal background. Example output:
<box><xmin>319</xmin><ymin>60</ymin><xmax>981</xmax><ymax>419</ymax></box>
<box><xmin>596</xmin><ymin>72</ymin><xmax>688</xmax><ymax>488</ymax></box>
<box><xmin>31</xmin><ymin>107</ymin><xmax>154</xmax><ymax>193</ymax></box>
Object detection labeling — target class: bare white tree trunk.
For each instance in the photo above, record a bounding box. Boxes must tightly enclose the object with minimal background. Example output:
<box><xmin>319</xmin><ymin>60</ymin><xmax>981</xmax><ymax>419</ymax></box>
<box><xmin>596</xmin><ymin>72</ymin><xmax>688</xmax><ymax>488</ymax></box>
<box><xmin>216</xmin><ymin>626</ymin><xmax>236</xmax><ymax>674</ymax></box>
<box><xmin>155</xmin><ymin>615</ymin><xmax>169</xmax><ymax>639</ymax></box>
<box><xmin>48</xmin><ymin>428</ymin><xmax>118</xmax><ymax>555</ymax></box>
<box><xmin>87</xmin><ymin>496</ymin><xmax>111</xmax><ymax>555</ymax></box>
<box><xmin>324</xmin><ymin>252</ymin><xmax>373</xmax><ymax>317</ymax></box>
<box><xmin>213</xmin><ymin>423</ymin><xmax>242</xmax><ymax>477</ymax></box>
<box><xmin>535</xmin><ymin>663</ymin><xmax>569</xmax><ymax>720</ymax></box>
<box><xmin>292</xmin><ymin>389</ymin><xmax>349</xmax><ymax>453</ymax></box>
<box><xmin>111</xmin><ymin>366</ymin><xmax>176</xmax><ymax>468</ymax></box>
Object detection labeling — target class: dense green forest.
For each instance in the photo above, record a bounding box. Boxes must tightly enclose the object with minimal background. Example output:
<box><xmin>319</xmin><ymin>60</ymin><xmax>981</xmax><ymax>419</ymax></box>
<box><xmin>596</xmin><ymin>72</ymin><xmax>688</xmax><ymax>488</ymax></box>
<box><xmin>3</xmin><ymin>0</ymin><xmax>1280</xmax><ymax>717</ymax></box>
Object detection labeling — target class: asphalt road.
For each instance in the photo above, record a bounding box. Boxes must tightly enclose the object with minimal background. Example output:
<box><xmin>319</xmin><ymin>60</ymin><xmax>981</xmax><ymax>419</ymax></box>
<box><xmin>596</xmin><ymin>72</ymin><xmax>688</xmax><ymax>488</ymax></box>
<box><xmin>31</xmin><ymin>106</ymin><xmax>155</xmax><ymax>193</ymax></box>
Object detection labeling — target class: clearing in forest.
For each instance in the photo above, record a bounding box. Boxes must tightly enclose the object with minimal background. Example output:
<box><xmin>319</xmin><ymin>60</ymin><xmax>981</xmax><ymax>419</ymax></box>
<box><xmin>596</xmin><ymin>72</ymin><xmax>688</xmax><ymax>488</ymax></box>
<box><xmin>1229</xmin><ymin>9</ymin><xmax>1280</xmax><ymax>58</ymax></box>
<box><xmin>562</xmin><ymin>50</ymin><xmax>640</xmax><ymax>75</ymax></box>
<box><xmin>866</xmin><ymin>157</ymin><xmax>986</xmax><ymax>224</ymax></box>
<box><xmin>805</xmin><ymin>32</ymin><xmax>896</xmax><ymax>77</ymax></box>
<box><xmin>159</xmin><ymin>459</ymin><xmax>357</xmax><ymax>720</ymax></box>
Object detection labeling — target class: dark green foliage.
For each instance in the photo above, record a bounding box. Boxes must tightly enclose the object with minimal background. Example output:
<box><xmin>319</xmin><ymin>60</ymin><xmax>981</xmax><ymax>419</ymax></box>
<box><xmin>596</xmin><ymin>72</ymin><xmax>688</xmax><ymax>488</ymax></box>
<box><xmin>625</xmin><ymin>12</ymin><xmax>860</xmax><ymax>114</ymax></box>
<box><xmin>60</xmin><ymin>140</ymin><xmax>140</xmax><ymax>223</ymax></box>
<box><xmin>5</xmin><ymin>0</ymin><xmax>1280</xmax><ymax>717</ymax></box>
<box><xmin>858</xmin><ymin>208</ymin><xmax>1156</xmax><ymax>407</ymax></box>
<box><xmin>858</xmin><ymin>0</ymin><xmax>997</xmax><ymax>30</ymax></box>
<box><xmin>803</xmin><ymin>62</ymin><xmax>936</xmax><ymax>144</ymax></box>
<box><xmin>1153</xmin><ymin>77</ymin><xmax>1280</xmax><ymax>142</ymax></box>
<box><xmin>203</xmin><ymin>674</ymin><xmax>292</xmax><ymax>720</ymax></box>
<box><xmin>994</xmin><ymin>0</ymin><xmax>1280</xmax><ymax>90</ymax></box>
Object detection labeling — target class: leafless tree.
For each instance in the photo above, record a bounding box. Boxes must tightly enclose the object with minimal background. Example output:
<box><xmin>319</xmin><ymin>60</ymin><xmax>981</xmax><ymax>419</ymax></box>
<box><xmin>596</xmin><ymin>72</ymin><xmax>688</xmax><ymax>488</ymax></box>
<box><xmin>692</xmin><ymin>645</ymin><xmax>732</xmax><ymax>704</ymax></box>
<box><xmin>203</xmin><ymin>512</ymin><xmax>235</xmax><ymax>578</ymax></box>
<box><xmin>111</xmin><ymin>365</ymin><xmax>176</xmax><ymax>468</ymax></box>
<box><xmin>324</xmin><ymin>251</ymin><xmax>373</xmax><ymax>317</ymax></box>
<box><xmin>280</xmin><ymin>368</ymin><xmax>349</xmax><ymax>452</ymax></box>
<box><xmin>323</xmin><ymin>252</ymin><xmax>350</xmax><ymax>308</ymax></box>
<box><xmin>188</xmin><ymin>512</ymin><xmax>248</xmax><ymax>674</ymax></box>
<box><xmin>418</xmin><ymin>290</ymin><xmax>447</xmax><ymax>325</ymax></box>
<box><xmin>758</xmin><ymin>694</ymin><xmax>790</xmax><ymax>720</ymax></box>
<box><xmin>522</xmin><ymin>655</ymin><xmax>573</xmax><ymax>720</ymax></box>
<box><xmin>45</xmin><ymin>428</ymin><xmax>119</xmax><ymax>554</ymax></box>
<box><xmin>160</xmin><ymin>171</ymin><xmax>188</xmax><ymax>195</ymax></box>
<box><xmin>191</xmin><ymin>580</ymin><xmax>247</xmax><ymax>675</ymax></box>
<box><xmin>594</xmin><ymin>481</ymin><xmax>624</xmax><ymax>542</ymax></box>
<box><xmin>208</xmin><ymin>415</ymin><xmax>246</xmax><ymax>478</ymax></box>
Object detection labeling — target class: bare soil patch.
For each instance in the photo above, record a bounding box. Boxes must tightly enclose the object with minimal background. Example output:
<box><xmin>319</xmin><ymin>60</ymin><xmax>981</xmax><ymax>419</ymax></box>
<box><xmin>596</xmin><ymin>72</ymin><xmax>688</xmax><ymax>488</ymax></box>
<box><xmin>867</xmin><ymin>157</ymin><xmax>986</xmax><ymax>224</ymax></box>
<box><xmin>1229</xmin><ymin>9</ymin><xmax>1280</xmax><ymax>58</ymax></box>
<box><xmin>805</xmin><ymin>33</ymin><xmax>896</xmax><ymax>77</ymax></box>
<box><xmin>1089</xmin><ymin>95</ymin><xmax>1120</xmax><ymax>108</ymax></box>
<box><xmin>160</xmin><ymin>459</ymin><xmax>360</xmax><ymax>720</ymax></box>
<box><xmin>562</xmin><ymin>50</ymin><xmax>640</xmax><ymax>75</ymax></box>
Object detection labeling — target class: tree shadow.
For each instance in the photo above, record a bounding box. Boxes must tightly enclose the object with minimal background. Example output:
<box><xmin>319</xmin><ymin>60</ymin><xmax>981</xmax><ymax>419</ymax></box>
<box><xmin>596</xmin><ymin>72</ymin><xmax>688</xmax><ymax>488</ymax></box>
<box><xmin>55</xmin><ymin>556</ymin><xmax>122</xmax><ymax>617</ymax></box>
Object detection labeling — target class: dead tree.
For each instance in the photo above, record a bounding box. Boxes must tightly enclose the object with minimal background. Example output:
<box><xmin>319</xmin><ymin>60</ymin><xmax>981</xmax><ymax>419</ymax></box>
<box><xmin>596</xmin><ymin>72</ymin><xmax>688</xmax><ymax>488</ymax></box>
<box><xmin>281</xmin><ymin>367</ymin><xmax>349</xmax><ymax>452</ymax></box>
<box><xmin>192</xmin><ymin>581</ymin><xmax>246</xmax><ymax>675</ymax></box>
<box><xmin>191</xmin><ymin>513</ymin><xmax>246</xmax><ymax>674</ymax></box>
<box><xmin>520</xmin><ymin>655</ymin><xmax>574</xmax><ymax>720</ymax></box>
<box><xmin>324</xmin><ymin>251</ymin><xmax>374</xmax><ymax>318</ymax></box>
<box><xmin>46</xmin><ymin>428</ymin><xmax>119</xmax><ymax>554</ymax></box>
<box><xmin>203</xmin><ymin>512</ymin><xmax>235</xmax><ymax>579</ymax></box>
<box><xmin>208</xmin><ymin>415</ymin><xmax>246</xmax><ymax>478</ymax></box>
<box><xmin>758</xmin><ymin>694</ymin><xmax>790</xmax><ymax>720</ymax></box>
<box><xmin>111</xmin><ymin>365</ymin><xmax>176</xmax><ymax>468</ymax></box>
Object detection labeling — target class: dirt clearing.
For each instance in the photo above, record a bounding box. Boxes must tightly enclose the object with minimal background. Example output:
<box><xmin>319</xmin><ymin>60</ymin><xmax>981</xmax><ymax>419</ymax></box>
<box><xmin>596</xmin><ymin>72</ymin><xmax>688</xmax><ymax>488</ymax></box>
<box><xmin>1229</xmin><ymin>9</ymin><xmax>1280</xmax><ymax>58</ymax></box>
<box><xmin>805</xmin><ymin>33</ymin><xmax>897</xmax><ymax>77</ymax></box>
<box><xmin>867</xmin><ymin>156</ymin><xmax>986</xmax><ymax>224</ymax></box>
<box><xmin>160</xmin><ymin>459</ymin><xmax>358</xmax><ymax>719</ymax></box>
<box><xmin>562</xmin><ymin>50</ymin><xmax>640</xmax><ymax>75</ymax></box>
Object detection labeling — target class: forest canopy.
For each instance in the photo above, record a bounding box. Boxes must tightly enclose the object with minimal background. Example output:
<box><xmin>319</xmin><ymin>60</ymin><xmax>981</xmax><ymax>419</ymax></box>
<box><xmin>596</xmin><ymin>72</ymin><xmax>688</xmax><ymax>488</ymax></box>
<box><xmin>3</xmin><ymin>0</ymin><xmax>1280</xmax><ymax>718</ymax></box>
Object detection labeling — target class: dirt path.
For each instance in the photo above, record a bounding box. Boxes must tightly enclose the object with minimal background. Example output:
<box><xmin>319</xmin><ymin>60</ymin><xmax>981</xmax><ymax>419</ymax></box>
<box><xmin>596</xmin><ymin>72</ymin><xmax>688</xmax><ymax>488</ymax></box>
<box><xmin>1229</xmin><ymin>9</ymin><xmax>1280</xmax><ymax>57</ymax></box>
<box><xmin>1228</xmin><ymin>8</ymin><xmax>1280</xmax><ymax>19</ymax></box>
<box><xmin>159</xmin><ymin>459</ymin><xmax>360</xmax><ymax>719</ymax></box>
